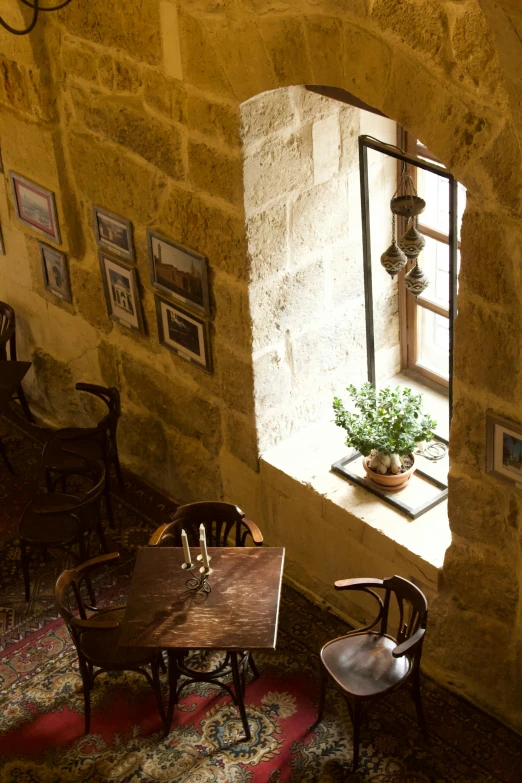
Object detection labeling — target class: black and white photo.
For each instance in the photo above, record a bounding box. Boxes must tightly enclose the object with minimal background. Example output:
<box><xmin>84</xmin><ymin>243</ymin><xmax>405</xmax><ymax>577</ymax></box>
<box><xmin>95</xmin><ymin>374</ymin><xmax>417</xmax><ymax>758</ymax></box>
<box><xmin>148</xmin><ymin>231</ymin><xmax>209</xmax><ymax>314</ymax></box>
<box><xmin>93</xmin><ymin>206</ymin><xmax>135</xmax><ymax>261</ymax></box>
<box><xmin>99</xmin><ymin>252</ymin><xmax>144</xmax><ymax>334</ymax></box>
<box><xmin>39</xmin><ymin>243</ymin><xmax>72</xmax><ymax>303</ymax></box>
<box><xmin>155</xmin><ymin>295</ymin><xmax>211</xmax><ymax>372</ymax></box>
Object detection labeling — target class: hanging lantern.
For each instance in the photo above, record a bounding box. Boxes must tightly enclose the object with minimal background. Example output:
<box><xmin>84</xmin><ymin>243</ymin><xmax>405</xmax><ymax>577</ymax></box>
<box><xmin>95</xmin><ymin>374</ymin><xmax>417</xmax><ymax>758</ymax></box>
<box><xmin>390</xmin><ymin>165</ymin><xmax>425</xmax><ymax>219</ymax></box>
<box><xmin>380</xmin><ymin>214</ymin><xmax>407</xmax><ymax>277</ymax></box>
<box><xmin>404</xmin><ymin>261</ymin><xmax>429</xmax><ymax>297</ymax></box>
<box><xmin>398</xmin><ymin>219</ymin><xmax>426</xmax><ymax>259</ymax></box>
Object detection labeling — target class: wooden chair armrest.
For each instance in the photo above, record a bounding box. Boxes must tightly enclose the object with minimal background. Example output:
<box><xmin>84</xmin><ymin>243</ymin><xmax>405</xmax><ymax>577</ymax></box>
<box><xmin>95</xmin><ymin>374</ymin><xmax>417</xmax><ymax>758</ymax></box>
<box><xmin>148</xmin><ymin>523</ymin><xmax>170</xmax><ymax>546</ymax></box>
<box><xmin>72</xmin><ymin>617</ymin><xmax>119</xmax><ymax>630</ymax></box>
<box><xmin>392</xmin><ymin>627</ymin><xmax>425</xmax><ymax>658</ymax></box>
<box><xmin>75</xmin><ymin>552</ymin><xmax>120</xmax><ymax>576</ymax></box>
<box><xmin>335</xmin><ymin>577</ymin><xmax>385</xmax><ymax>591</ymax></box>
<box><xmin>243</xmin><ymin>517</ymin><xmax>263</xmax><ymax>545</ymax></box>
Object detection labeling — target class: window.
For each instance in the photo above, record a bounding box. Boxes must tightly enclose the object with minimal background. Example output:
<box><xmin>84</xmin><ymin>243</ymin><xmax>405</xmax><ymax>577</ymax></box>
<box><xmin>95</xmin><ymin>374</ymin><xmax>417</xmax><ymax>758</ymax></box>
<box><xmin>397</xmin><ymin>132</ymin><xmax>466</xmax><ymax>390</ymax></box>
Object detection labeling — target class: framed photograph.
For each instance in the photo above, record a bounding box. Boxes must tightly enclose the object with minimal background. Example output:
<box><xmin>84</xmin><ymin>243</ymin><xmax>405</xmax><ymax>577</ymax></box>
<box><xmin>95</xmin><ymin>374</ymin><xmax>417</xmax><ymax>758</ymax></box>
<box><xmin>93</xmin><ymin>206</ymin><xmax>135</xmax><ymax>261</ymax></box>
<box><xmin>147</xmin><ymin>230</ymin><xmax>209</xmax><ymax>315</ymax></box>
<box><xmin>486</xmin><ymin>414</ymin><xmax>522</xmax><ymax>487</ymax></box>
<box><xmin>10</xmin><ymin>172</ymin><xmax>60</xmax><ymax>244</ymax></box>
<box><xmin>99</xmin><ymin>252</ymin><xmax>145</xmax><ymax>334</ymax></box>
<box><xmin>39</xmin><ymin>243</ymin><xmax>72</xmax><ymax>303</ymax></box>
<box><xmin>155</xmin><ymin>294</ymin><xmax>212</xmax><ymax>373</ymax></box>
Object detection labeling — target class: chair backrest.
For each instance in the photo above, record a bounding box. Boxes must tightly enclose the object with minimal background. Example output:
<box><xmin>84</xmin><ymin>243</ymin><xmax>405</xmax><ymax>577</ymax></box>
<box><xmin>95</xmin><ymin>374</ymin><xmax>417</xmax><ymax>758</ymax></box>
<box><xmin>0</xmin><ymin>301</ymin><xmax>16</xmax><ymax>360</ymax></box>
<box><xmin>55</xmin><ymin>552</ymin><xmax>120</xmax><ymax>643</ymax></box>
<box><xmin>360</xmin><ymin>575</ymin><xmax>428</xmax><ymax>644</ymax></box>
<box><xmin>38</xmin><ymin>456</ymin><xmax>106</xmax><ymax>523</ymax></box>
<box><xmin>149</xmin><ymin>501</ymin><xmax>256</xmax><ymax>548</ymax></box>
<box><xmin>75</xmin><ymin>383</ymin><xmax>121</xmax><ymax>453</ymax></box>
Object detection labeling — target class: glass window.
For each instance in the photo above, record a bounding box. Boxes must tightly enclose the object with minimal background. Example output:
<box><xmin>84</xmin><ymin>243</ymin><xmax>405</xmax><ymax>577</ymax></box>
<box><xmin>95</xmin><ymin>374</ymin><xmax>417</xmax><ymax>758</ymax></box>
<box><xmin>416</xmin><ymin>168</ymin><xmax>449</xmax><ymax>235</ymax></box>
<box><xmin>416</xmin><ymin>309</ymin><xmax>449</xmax><ymax>380</ymax></box>
<box><xmin>417</xmin><ymin>236</ymin><xmax>450</xmax><ymax>310</ymax></box>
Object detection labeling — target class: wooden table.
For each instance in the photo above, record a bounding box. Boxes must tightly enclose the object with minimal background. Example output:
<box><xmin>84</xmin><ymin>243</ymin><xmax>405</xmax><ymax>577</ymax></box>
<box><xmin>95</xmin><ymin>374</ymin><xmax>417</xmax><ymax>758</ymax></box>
<box><xmin>0</xmin><ymin>360</ymin><xmax>31</xmax><ymax>472</ymax></box>
<box><xmin>119</xmin><ymin>546</ymin><xmax>285</xmax><ymax>738</ymax></box>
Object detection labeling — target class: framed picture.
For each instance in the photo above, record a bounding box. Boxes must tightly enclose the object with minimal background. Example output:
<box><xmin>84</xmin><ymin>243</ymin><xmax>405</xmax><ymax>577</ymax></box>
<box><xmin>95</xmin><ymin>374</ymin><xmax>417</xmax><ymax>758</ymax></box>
<box><xmin>39</xmin><ymin>243</ymin><xmax>72</xmax><ymax>303</ymax></box>
<box><xmin>10</xmin><ymin>172</ymin><xmax>60</xmax><ymax>244</ymax></box>
<box><xmin>155</xmin><ymin>294</ymin><xmax>212</xmax><ymax>373</ymax></box>
<box><xmin>486</xmin><ymin>413</ymin><xmax>522</xmax><ymax>487</ymax></box>
<box><xmin>92</xmin><ymin>206</ymin><xmax>135</xmax><ymax>261</ymax></box>
<box><xmin>99</xmin><ymin>252</ymin><xmax>145</xmax><ymax>334</ymax></box>
<box><xmin>147</xmin><ymin>230</ymin><xmax>209</xmax><ymax>315</ymax></box>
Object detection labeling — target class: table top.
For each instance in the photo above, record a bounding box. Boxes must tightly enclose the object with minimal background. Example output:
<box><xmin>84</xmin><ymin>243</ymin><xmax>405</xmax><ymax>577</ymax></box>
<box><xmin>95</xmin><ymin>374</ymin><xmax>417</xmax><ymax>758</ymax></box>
<box><xmin>0</xmin><ymin>360</ymin><xmax>31</xmax><ymax>411</ymax></box>
<box><xmin>119</xmin><ymin>546</ymin><xmax>285</xmax><ymax>651</ymax></box>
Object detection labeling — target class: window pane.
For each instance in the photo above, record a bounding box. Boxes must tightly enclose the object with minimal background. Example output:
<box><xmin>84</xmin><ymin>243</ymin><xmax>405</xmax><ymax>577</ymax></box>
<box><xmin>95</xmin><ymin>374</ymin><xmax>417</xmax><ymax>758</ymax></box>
<box><xmin>417</xmin><ymin>235</ymin><xmax>450</xmax><ymax>309</ymax></box>
<box><xmin>415</xmin><ymin>168</ymin><xmax>449</xmax><ymax>234</ymax></box>
<box><xmin>417</xmin><ymin>309</ymin><xmax>449</xmax><ymax>379</ymax></box>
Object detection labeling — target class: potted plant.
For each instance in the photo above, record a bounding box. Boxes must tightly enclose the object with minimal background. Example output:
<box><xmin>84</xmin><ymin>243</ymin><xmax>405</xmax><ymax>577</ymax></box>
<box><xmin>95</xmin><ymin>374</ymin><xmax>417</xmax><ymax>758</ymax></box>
<box><xmin>333</xmin><ymin>383</ymin><xmax>436</xmax><ymax>491</ymax></box>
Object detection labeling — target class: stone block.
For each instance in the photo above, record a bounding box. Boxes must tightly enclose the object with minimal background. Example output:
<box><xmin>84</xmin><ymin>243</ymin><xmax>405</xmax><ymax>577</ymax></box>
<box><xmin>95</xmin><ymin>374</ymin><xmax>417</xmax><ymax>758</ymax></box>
<box><xmin>187</xmin><ymin>94</ymin><xmax>240</xmax><ymax>148</ymax></box>
<box><xmin>476</xmin><ymin>121</ymin><xmax>522</xmax><ymax>215</ymax></box>
<box><xmin>98</xmin><ymin>340</ymin><xmax>121</xmax><ymax>388</ymax></box>
<box><xmin>72</xmin><ymin>260</ymin><xmax>112</xmax><ymax>333</ymax></box>
<box><xmin>66</xmin><ymin>132</ymin><xmax>168</xmax><ymax>224</ymax></box>
<box><xmin>304</xmin><ymin>16</ymin><xmax>345</xmax><ymax>88</ymax></box>
<box><xmin>207</xmin><ymin>19</ymin><xmax>279</xmax><ymax>102</ymax></box>
<box><xmin>290</xmin><ymin>177</ymin><xmax>350</xmax><ymax>261</ymax></box>
<box><xmin>178</xmin><ymin>12</ymin><xmax>234</xmax><ymax>98</ymax></box>
<box><xmin>32</xmin><ymin>348</ymin><xmax>82</xmax><ymax>423</ymax></box>
<box><xmin>450</xmin><ymin>7</ymin><xmax>502</xmax><ymax>97</ymax></box>
<box><xmin>448</xmin><ymin>393</ymin><xmax>487</xmax><ymax>477</ymax></box>
<box><xmin>221</xmin><ymin>448</ymin><xmax>266</xmax><ymax>526</ymax></box>
<box><xmin>371</xmin><ymin>0</ymin><xmax>446</xmax><ymax>59</ymax></box>
<box><xmin>121</xmin><ymin>352</ymin><xmax>222</xmax><ymax>455</ymax></box>
<box><xmin>212</xmin><ymin>275</ymin><xmax>252</xmax><ymax>353</ymax></box>
<box><xmin>246</xmin><ymin>202</ymin><xmax>288</xmax><ymax>282</ymax></box>
<box><xmin>240</xmin><ymin>89</ymin><xmax>295</xmax><ymax>147</ymax></box>
<box><xmin>243</xmin><ymin>130</ymin><xmax>313</xmax><ymax>213</ymax></box>
<box><xmin>342</xmin><ymin>24</ymin><xmax>391</xmax><ymax>112</ymax></box>
<box><xmin>97</xmin><ymin>55</ymin><xmax>114</xmax><ymax>90</ymax></box>
<box><xmin>0</xmin><ymin>105</ymin><xmax>58</xmax><ymax>188</ymax></box>
<box><xmin>330</xmin><ymin>243</ymin><xmax>365</xmax><ymax>305</ymax></box>
<box><xmin>253</xmin><ymin>348</ymin><xmax>292</xmax><ymax>412</ymax></box>
<box><xmin>62</xmin><ymin>43</ymin><xmax>98</xmax><ymax>84</ymax></box>
<box><xmin>259</xmin><ymin>459</ymin><xmax>324</xmax><ymax>519</ymax></box>
<box><xmin>188</xmin><ymin>141</ymin><xmax>243</xmax><ymax>207</ymax></box>
<box><xmin>0</xmin><ymin>56</ymin><xmax>30</xmax><ymax>114</ymax></box>
<box><xmin>76</xmin><ymin>96</ymin><xmax>185</xmax><ymax>182</ymax></box>
<box><xmin>167</xmin><ymin>430</ymin><xmax>223</xmax><ymax>503</ymax></box>
<box><xmin>223</xmin><ymin>409</ymin><xmax>259</xmax><ymax>472</ymax></box>
<box><xmin>339</xmin><ymin>105</ymin><xmax>360</xmax><ymax>173</ymax></box>
<box><xmin>215</xmin><ymin>343</ymin><xmax>254</xmax><ymax>415</ymax></box>
<box><xmin>61</xmin><ymin>0</ymin><xmax>162</xmax><ymax>65</ymax></box>
<box><xmin>159</xmin><ymin>189</ymin><xmax>248</xmax><ymax>280</ymax></box>
<box><xmin>160</xmin><ymin>0</ymin><xmax>183</xmax><ymax>81</ymax></box>
<box><xmin>118</xmin><ymin>411</ymin><xmax>169</xmax><ymax>484</ymax></box>
<box><xmin>313</xmin><ymin>113</ymin><xmax>340</xmax><ymax>186</ymax></box>
<box><xmin>114</xmin><ymin>60</ymin><xmax>142</xmax><ymax>93</ymax></box>
<box><xmin>144</xmin><ymin>70</ymin><xmax>186</xmax><ymax>121</ymax></box>
<box><xmin>259</xmin><ymin>17</ymin><xmax>313</xmax><ymax>86</ymax></box>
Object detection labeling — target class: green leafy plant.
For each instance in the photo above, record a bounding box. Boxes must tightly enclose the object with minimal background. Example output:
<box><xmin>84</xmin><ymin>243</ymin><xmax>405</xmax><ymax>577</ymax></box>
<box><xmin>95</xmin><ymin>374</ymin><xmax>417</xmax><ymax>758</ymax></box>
<box><xmin>333</xmin><ymin>383</ymin><xmax>436</xmax><ymax>469</ymax></box>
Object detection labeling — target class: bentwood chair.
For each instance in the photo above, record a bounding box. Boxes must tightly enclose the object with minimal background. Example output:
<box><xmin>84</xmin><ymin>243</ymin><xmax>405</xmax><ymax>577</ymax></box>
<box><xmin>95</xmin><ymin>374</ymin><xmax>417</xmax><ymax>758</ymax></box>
<box><xmin>18</xmin><ymin>460</ymin><xmax>109</xmax><ymax>602</ymax></box>
<box><xmin>149</xmin><ymin>501</ymin><xmax>263</xmax><ymax>732</ymax></box>
<box><xmin>0</xmin><ymin>301</ymin><xmax>33</xmax><ymax>422</ymax></box>
<box><xmin>314</xmin><ymin>575</ymin><xmax>428</xmax><ymax>773</ymax></box>
<box><xmin>55</xmin><ymin>552</ymin><xmax>166</xmax><ymax>734</ymax></box>
<box><xmin>41</xmin><ymin>384</ymin><xmax>124</xmax><ymax>529</ymax></box>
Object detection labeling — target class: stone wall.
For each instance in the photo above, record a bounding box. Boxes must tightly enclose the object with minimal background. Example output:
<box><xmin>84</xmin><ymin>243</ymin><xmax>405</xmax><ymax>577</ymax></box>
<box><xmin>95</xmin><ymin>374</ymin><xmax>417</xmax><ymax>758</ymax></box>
<box><xmin>1</xmin><ymin>0</ymin><xmax>522</xmax><ymax>732</ymax></box>
<box><xmin>243</xmin><ymin>87</ymin><xmax>400</xmax><ymax>452</ymax></box>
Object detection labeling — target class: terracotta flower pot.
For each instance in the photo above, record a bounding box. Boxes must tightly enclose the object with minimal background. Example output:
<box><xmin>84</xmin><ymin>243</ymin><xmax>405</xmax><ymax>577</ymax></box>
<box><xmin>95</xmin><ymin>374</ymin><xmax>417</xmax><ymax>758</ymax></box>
<box><xmin>362</xmin><ymin>453</ymin><xmax>416</xmax><ymax>492</ymax></box>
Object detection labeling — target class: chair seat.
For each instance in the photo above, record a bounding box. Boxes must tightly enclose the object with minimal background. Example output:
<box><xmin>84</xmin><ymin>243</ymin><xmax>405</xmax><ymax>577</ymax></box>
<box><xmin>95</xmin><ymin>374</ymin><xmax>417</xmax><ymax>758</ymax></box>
<box><xmin>18</xmin><ymin>493</ymin><xmax>81</xmax><ymax>544</ymax></box>
<box><xmin>42</xmin><ymin>430</ymin><xmax>103</xmax><ymax>473</ymax></box>
<box><xmin>321</xmin><ymin>632</ymin><xmax>410</xmax><ymax>697</ymax></box>
<box><xmin>79</xmin><ymin>608</ymin><xmax>157</xmax><ymax>667</ymax></box>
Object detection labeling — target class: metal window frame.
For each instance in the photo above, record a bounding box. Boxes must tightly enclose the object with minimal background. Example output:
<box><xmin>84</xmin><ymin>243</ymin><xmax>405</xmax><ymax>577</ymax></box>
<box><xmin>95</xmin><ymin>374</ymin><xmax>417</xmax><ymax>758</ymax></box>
<box><xmin>358</xmin><ymin>134</ymin><xmax>458</xmax><ymax>422</ymax></box>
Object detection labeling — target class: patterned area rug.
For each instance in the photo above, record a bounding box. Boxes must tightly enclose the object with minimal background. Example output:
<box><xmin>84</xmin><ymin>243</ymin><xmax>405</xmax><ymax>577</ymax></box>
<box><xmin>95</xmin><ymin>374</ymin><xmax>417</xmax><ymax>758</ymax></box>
<box><xmin>0</xmin><ymin>410</ymin><xmax>522</xmax><ymax>782</ymax></box>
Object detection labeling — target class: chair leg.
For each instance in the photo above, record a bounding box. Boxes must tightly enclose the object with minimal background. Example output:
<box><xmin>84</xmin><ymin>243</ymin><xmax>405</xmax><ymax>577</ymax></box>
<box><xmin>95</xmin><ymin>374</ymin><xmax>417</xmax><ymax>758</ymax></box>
<box><xmin>79</xmin><ymin>659</ymin><xmax>92</xmax><ymax>734</ymax></box>
<box><xmin>313</xmin><ymin>670</ymin><xmax>327</xmax><ymax>728</ymax></box>
<box><xmin>0</xmin><ymin>437</ymin><xmax>14</xmax><ymax>474</ymax></box>
<box><xmin>20</xmin><ymin>541</ymin><xmax>31</xmax><ymax>601</ymax></box>
<box><xmin>248</xmin><ymin>652</ymin><xmax>259</xmax><ymax>681</ymax></box>
<box><xmin>151</xmin><ymin>657</ymin><xmax>166</xmax><ymax>728</ymax></box>
<box><xmin>16</xmin><ymin>384</ymin><xmax>34</xmax><ymax>423</ymax></box>
<box><xmin>351</xmin><ymin>700</ymin><xmax>361</xmax><ymax>773</ymax></box>
<box><xmin>231</xmin><ymin>650</ymin><xmax>251</xmax><ymax>741</ymax></box>
<box><xmin>104</xmin><ymin>484</ymin><xmax>115</xmax><ymax>530</ymax></box>
<box><xmin>166</xmin><ymin>650</ymin><xmax>179</xmax><ymax>736</ymax></box>
<box><xmin>411</xmin><ymin>668</ymin><xmax>428</xmax><ymax>737</ymax></box>
<box><xmin>113</xmin><ymin>452</ymin><xmax>124</xmax><ymax>493</ymax></box>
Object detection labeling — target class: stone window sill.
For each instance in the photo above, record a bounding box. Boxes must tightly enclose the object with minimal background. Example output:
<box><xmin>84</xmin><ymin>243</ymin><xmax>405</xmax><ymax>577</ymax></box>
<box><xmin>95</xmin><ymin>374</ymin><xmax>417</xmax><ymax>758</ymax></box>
<box><xmin>260</xmin><ymin>375</ymin><xmax>451</xmax><ymax>594</ymax></box>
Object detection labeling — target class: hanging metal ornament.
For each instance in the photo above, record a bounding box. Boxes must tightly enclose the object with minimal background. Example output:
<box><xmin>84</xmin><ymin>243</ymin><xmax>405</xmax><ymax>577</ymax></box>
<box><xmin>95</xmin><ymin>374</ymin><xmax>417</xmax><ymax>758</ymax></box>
<box><xmin>404</xmin><ymin>261</ymin><xmax>429</xmax><ymax>297</ymax></box>
<box><xmin>390</xmin><ymin>164</ymin><xmax>426</xmax><ymax>219</ymax></box>
<box><xmin>398</xmin><ymin>217</ymin><xmax>426</xmax><ymax>259</ymax></box>
<box><xmin>380</xmin><ymin>214</ymin><xmax>407</xmax><ymax>277</ymax></box>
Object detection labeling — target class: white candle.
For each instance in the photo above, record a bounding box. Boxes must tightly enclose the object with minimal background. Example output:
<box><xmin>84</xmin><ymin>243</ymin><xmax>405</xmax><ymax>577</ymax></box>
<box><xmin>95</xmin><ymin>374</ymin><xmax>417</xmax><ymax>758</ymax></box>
<box><xmin>181</xmin><ymin>528</ymin><xmax>191</xmax><ymax>566</ymax></box>
<box><xmin>199</xmin><ymin>524</ymin><xmax>210</xmax><ymax>570</ymax></box>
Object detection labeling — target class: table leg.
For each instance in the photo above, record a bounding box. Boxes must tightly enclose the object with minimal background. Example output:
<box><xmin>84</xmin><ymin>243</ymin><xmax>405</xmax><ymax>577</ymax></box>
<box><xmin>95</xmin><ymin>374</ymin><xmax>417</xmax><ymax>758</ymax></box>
<box><xmin>231</xmin><ymin>651</ymin><xmax>251</xmax><ymax>741</ymax></box>
<box><xmin>166</xmin><ymin>650</ymin><xmax>179</xmax><ymax>736</ymax></box>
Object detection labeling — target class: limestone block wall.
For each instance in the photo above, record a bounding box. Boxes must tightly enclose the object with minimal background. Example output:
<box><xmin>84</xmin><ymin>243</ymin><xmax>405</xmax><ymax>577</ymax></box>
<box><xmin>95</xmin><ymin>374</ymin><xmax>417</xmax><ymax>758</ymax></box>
<box><xmin>243</xmin><ymin>87</ymin><xmax>399</xmax><ymax>452</ymax></box>
<box><xmin>0</xmin><ymin>0</ymin><xmax>522</xmax><ymax>733</ymax></box>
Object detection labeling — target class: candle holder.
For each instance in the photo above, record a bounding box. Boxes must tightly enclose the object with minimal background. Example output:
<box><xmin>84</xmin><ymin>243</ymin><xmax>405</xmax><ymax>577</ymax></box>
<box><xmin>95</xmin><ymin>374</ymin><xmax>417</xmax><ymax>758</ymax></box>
<box><xmin>181</xmin><ymin>558</ymin><xmax>213</xmax><ymax>593</ymax></box>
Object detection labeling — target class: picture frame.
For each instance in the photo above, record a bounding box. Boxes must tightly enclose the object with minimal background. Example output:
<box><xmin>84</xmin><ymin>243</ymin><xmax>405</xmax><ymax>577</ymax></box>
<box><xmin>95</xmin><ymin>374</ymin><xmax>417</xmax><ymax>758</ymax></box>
<box><xmin>92</xmin><ymin>206</ymin><xmax>135</xmax><ymax>262</ymax></box>
<box><xmin>155</xmin><ymin>294</ymin><xmax>212</xmax><ymax>373</ymax></box>
<box><xmin>39</xmin><ymin>242</ymin><xmax>72</xmax><ymax>303</ymax></box>
<box><xmin>147</xmin><ymin>230</ymin><xmax>209</xmax><ymax>315</ymax></box>
<box><xmin>10</xmin><ymin>172</ymin><xmax>61</xmax><ymax>244</ymax></box>
<box><xmin>0</xmin><ymin>224</ymin><xmax>5</xmax><ymax>255</ymax></box>
<box><xmin>99</xmin><ymin>252</ymin><xmax>145</xmax><ymax>334</ymax></box>
<box><xmin>486</xmin><ymin>413</ymin><xmax>522</xmax><ymax>487</ymax></box>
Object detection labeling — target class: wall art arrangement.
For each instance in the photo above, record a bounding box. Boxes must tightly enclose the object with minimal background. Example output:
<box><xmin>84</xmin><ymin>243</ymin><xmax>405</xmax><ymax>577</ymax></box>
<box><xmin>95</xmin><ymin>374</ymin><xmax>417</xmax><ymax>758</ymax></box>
<box><xmin>147</xmin><ymin>230</ymin><xmax>210</xmax><ymax>316</ymax></box>
<box><xmin>10</xmin><ymin>172</ymin><xmax>61</xmax><ymax>244</ymax></box>
<box><xmin>155</xmin><ymin>294</ymin><xmax>212</xmax><ymax>373</ymax></box>
<box><xmin>39</xmin><ymin>242</ymin><xmax>72</xmax><ymax>303</ymax></box>
<box><xmin>486</xmin><ymin>413</ymin><xmax>522</xmax><ymax>488</ymax></box>
<box><xmin>93</xmin><ymin>206</ymin><xmax>135</xmax><ymax>262</ymax></box>
<box><xmin>99</xmin><ymin>252</ymin><xmax>144</xmax><ymax>335</ymax></box>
